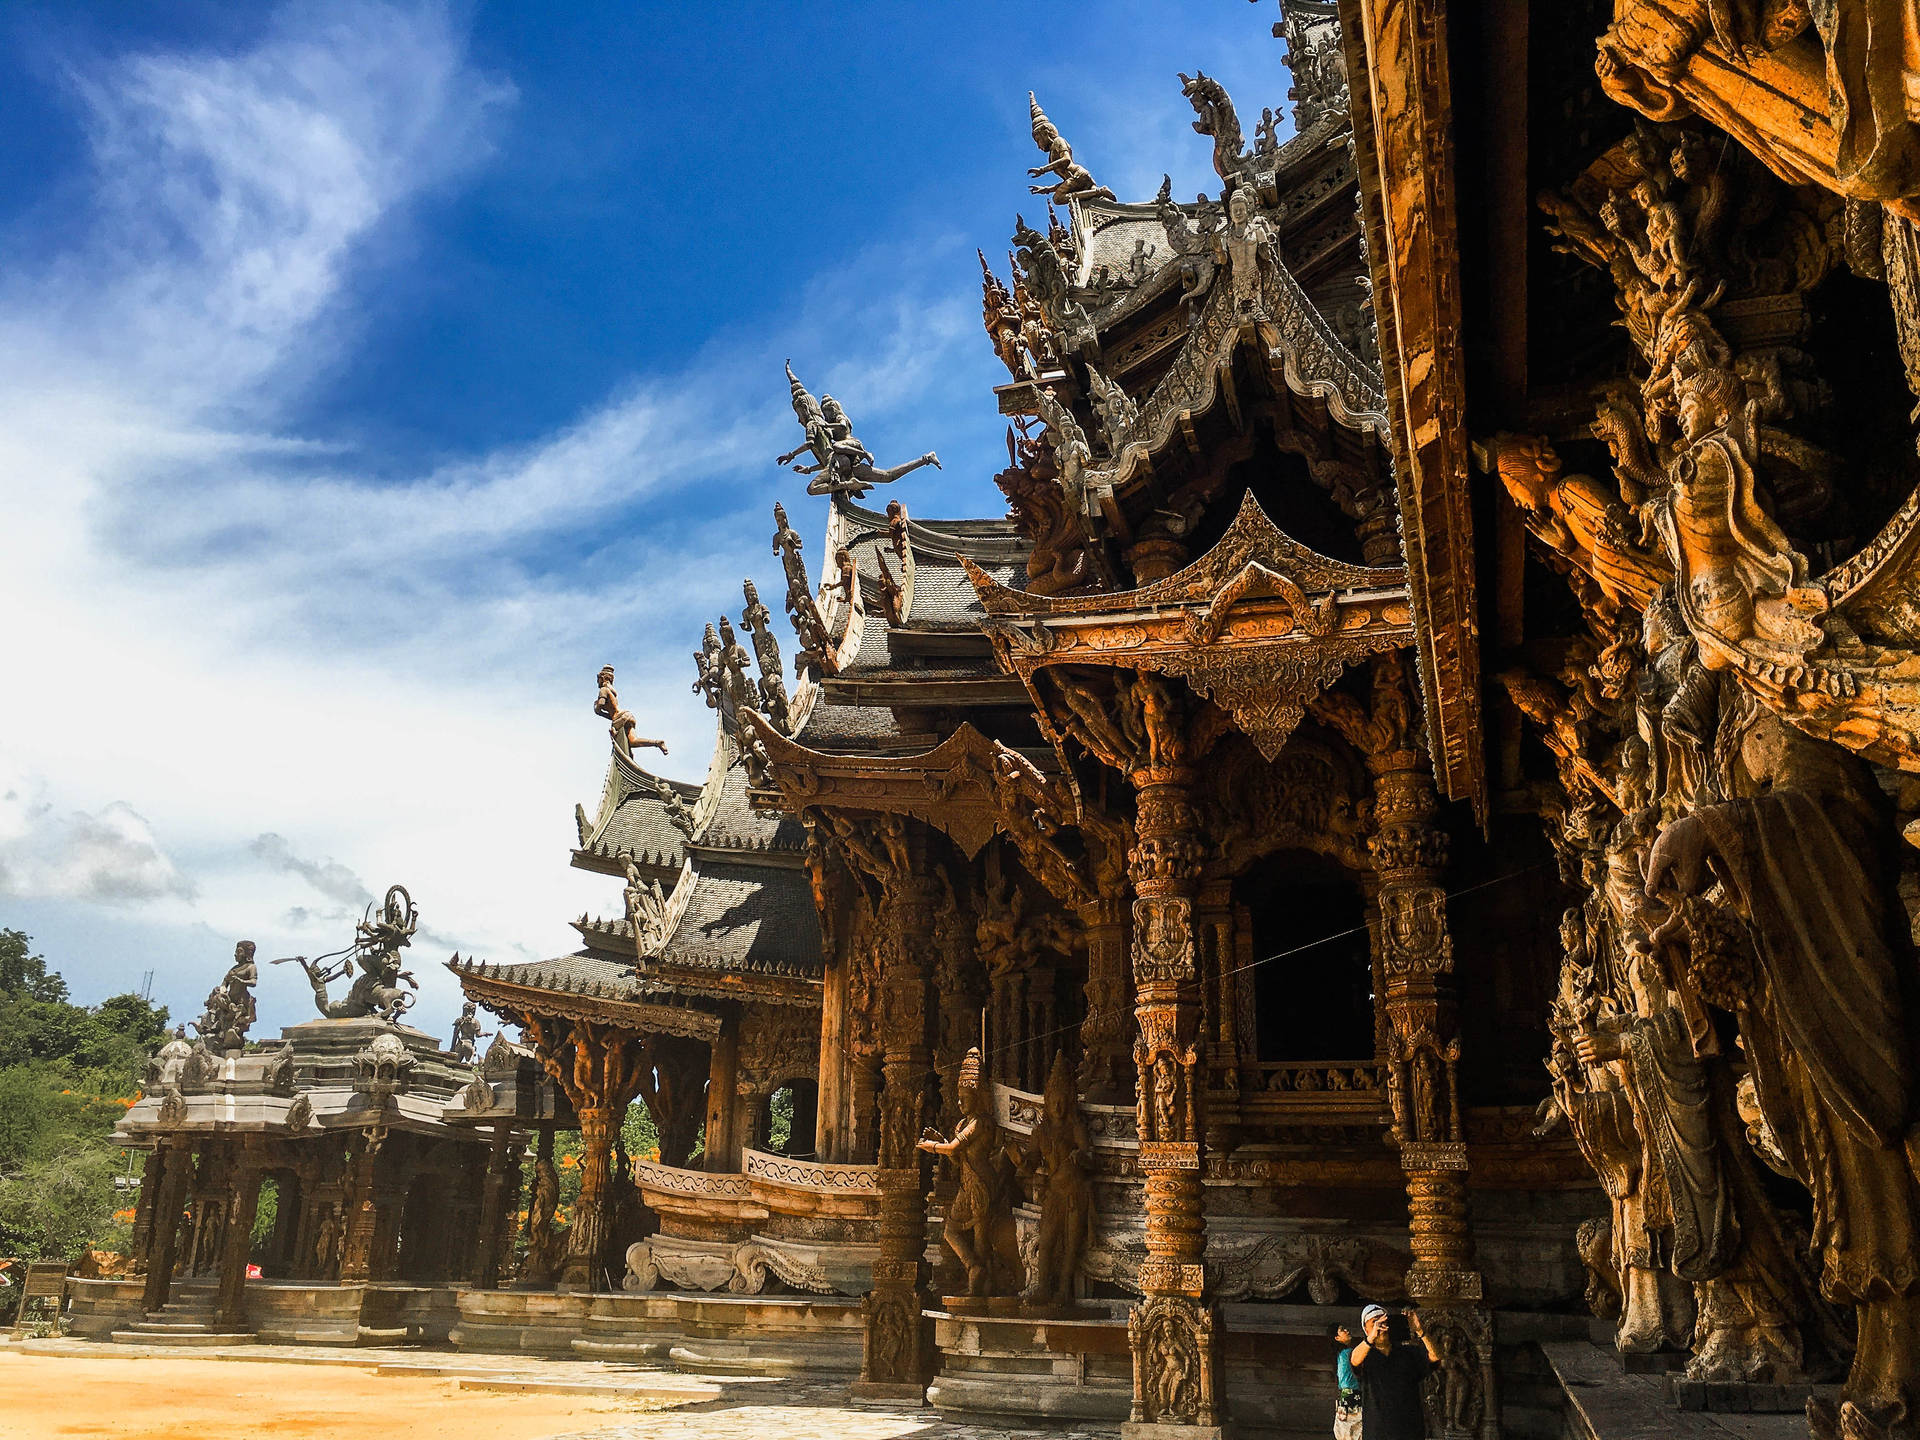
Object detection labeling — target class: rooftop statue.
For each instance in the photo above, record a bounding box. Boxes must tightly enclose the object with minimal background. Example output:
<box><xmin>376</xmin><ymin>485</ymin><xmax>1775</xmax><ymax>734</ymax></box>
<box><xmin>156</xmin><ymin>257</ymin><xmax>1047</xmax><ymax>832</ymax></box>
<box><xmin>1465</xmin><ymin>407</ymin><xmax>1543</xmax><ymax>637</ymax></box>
<box><xmin>1012</xmin><ymin>217</ymin><xmax>1098</xmax><ymax>358</ymax></box>
<box><xmin>146</xmin><ymin>1025</ymin><xmax>194</xmax><ymax>1093</ymax></box>
<box><xmin>1276</xmin><ymin>2</ymin><xmax>1350</xmax><ymax>132</ymax></box>
<box><xmin>191</xmin><ymin>940</ymin><xmax>258</xmax><ymax>1055</ymax></box>
<box><xmin>623</xmin><ymin>856</ymin><xmax>671</xmax><ymax>955</ymax></box>
<box><xmin>718</xmin><ymin>615</ymin><xmax>774</xmax><ymax>781</ymax></box>
<box><xmin>776</xmin><ymin>361</ymin><xmax>940</xmax><ymax>498</ymax></box>
<box><xmin>741</xmin><ymin>578</ymin><xmax>792</xmax><ymax>733</ymax></box>
<box><xmin>772</xmin><ymin>501</ymin><xmax>835</xmax><ymax>672</ymax></box>
<box><xmin>1221</xmin><ymin>185</ymin><xmax>1277</xmax><ymax>318</ymax></box>
<box><xmin>980</xmin><ymin>251</ymin><xmax>1038</xmax><ymax>382</ymax></box>
<box><xmin>1154</xmin><ymin>176</ymin><xmax>1220</xmax><ymax>322</ymax></box>
<box><xmin>274</xmin><ymin>884</ymin><xmax>419</xmax><ymax>1024</ymax></box>
<box><xmin>1085</xmin><ymin>365</ymin><xmax>1138</xmax><ymax>454</ymax></box>
<box><xmin>1027</xmin><ymin>94</ymin><xmax>1115</xmax><ymax>207</ymax></box>
<box><xmin>1179</xmin><ymin>70</ymin><xmax>1251</xmax><ymax>188</ymax></box>
<box><xmin>1033</xmin><ymin>386</ymin><xmax>1094</xmax><ymax>502</ymax></box>
<box><xmin>652</xmin><ymin>776</ymin><xmax>696</xmax><ymax>837</ymax></box>
<box><xmin>448</xmin><ymin>1000</ymin><xmax>490</xmax><ymax>1065</ymax></box>
<box><xmin>693</xmin><ymin>622</ymin><xmax>725</xmax><ymax>712</ymax></box>
<box><xmin>595</xmin><ymin>666</ymin><xmax>668</xmax><ymax>760</ymax></box>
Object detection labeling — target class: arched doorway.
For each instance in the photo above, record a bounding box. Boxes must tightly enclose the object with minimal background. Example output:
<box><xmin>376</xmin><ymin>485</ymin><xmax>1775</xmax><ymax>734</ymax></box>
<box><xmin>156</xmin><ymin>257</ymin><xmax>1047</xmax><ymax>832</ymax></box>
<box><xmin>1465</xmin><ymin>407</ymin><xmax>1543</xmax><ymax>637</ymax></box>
<box><xmin>758</xmin><ymin>1078</ymin><xmax>818</xmax><ymax>1159</ymax></box>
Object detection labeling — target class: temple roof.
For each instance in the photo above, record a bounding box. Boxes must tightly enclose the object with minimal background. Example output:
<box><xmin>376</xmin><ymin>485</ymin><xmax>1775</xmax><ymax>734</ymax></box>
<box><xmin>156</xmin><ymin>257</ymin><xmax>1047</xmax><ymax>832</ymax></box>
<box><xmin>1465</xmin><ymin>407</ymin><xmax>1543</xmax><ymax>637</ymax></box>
<box><xmin>652</xmin><ymin>859</ymin><xmax>821</xmax><ymax>984</ymax></box>
<box><xmin>574</xmin><ymin>744</ymin><xmax>699</xmax><ymax>881</ymax></box>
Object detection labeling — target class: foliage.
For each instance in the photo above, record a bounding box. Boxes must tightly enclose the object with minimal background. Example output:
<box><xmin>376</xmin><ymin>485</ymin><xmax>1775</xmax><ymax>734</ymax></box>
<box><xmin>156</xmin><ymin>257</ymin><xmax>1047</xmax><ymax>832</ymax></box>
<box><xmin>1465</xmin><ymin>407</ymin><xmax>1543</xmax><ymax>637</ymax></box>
<box><xmin>0</xmin><ymin>930</ymin><xmax>163</xmax><ymax>1262</ymax></box>
<box><xmin>768</xmin><ymin>1085</ymin><xmax>794</xmax><ymax>1153</ymax></box>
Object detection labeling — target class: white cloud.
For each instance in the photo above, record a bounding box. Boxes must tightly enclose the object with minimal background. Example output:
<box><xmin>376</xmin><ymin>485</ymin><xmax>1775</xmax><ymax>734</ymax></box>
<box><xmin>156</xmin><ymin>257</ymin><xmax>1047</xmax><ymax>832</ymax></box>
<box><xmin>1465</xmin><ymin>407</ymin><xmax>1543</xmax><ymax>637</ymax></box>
<box><xmin>0</xmin><ymin>1</ymin><xmax>1003</xmax><ymax>1032</ymax></box>
<box><xmin>0</xmin><ymin>776</ymin><xmax>195</xmax><ymax>907</ymax></box>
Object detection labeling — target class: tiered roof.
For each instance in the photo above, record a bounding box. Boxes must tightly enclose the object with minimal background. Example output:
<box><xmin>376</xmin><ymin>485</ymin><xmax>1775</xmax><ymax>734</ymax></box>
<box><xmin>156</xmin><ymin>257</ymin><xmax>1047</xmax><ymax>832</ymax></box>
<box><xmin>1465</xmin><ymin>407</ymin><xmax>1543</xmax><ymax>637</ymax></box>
<box><xmin>459</xmin><ymin>24</ymin><xmax>1407</xmax><ymax>1028</ymax></box>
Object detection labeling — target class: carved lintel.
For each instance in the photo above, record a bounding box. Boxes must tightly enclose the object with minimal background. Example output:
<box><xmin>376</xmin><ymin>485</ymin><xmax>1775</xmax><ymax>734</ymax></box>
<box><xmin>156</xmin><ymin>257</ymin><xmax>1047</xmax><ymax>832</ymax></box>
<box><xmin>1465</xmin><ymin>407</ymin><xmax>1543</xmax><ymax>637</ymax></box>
<box><xmin>1397</xmin><ymin>1140</ymin><xmax>1469</xmax><ymax>1172</ymax></box>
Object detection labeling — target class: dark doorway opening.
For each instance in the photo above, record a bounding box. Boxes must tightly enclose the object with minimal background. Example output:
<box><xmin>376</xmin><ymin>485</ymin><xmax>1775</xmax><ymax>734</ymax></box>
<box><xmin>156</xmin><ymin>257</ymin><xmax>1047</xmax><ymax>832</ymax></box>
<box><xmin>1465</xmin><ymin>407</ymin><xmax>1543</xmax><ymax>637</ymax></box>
<box><xmin>1240</xmin><ymin>850</ymin><xmax>1373</xmax><ymax>1061</ymax></box>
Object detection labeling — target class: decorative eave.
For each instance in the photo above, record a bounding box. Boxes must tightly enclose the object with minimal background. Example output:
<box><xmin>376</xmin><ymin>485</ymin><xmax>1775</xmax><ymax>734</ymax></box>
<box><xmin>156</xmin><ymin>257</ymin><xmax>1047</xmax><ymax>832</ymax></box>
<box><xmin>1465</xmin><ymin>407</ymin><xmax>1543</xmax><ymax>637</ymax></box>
<box><xmin>448</xmin><ymin>956</ymin><xmax>722</xmax><ymax>1041</ymax></box>
<box><xmin>961</xmin><ymin>491</ymin><xmax>1413</xmax><ymax>760</ymax></box>
<box><xmin>749</xmin><ymin>715</ymin><xmax>1022</xmax><ymax>859</ymax></box>
<box><xmin>1054</xmin><ymin>241</ymin><xmax>1389</xmax><ymax>535</ymax></box>
<box><xmin>1338</xmin><ymin>0</ymin><xmax>1486</xmax><ymax>823</ymax></box>
<box><xmin>636</xmin><ymin>962</ymin><xmax>821</xmax><ymax>1009</ymax></box>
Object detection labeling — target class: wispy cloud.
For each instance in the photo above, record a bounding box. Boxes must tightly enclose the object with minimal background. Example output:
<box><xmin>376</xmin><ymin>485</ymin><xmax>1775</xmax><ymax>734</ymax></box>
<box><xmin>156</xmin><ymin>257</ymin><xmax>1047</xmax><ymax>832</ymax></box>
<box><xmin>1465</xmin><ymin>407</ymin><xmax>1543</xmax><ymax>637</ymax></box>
<box><xmin>0</xmin><ymin>0</ymin><xmax>1007</xmax><ymax>1028</ymax></box>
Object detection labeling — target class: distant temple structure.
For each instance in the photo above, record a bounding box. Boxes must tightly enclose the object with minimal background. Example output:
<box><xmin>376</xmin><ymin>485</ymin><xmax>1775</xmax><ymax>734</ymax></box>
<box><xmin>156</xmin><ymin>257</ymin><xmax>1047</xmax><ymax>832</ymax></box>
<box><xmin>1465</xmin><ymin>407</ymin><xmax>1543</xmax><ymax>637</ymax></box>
<box><xmin>95</xmin><ymin>4</ymin><xmax>1920</xmax><ymax>1437</ymax></box>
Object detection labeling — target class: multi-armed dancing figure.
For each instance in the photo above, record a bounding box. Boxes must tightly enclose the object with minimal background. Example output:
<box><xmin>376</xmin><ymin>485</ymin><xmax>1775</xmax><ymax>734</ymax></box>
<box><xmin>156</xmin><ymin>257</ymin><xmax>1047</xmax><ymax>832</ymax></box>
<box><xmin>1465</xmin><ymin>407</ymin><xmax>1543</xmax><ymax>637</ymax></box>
<box><xmin>776</xmin><ymin>362</ymin><xmax>940</xmax><ymax>498</ymax></box>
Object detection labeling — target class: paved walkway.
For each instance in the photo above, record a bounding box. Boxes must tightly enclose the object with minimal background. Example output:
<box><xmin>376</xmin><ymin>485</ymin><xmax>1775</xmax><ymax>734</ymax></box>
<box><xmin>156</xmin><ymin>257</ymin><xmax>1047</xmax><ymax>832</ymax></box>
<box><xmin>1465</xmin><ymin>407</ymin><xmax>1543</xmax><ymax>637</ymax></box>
<box><xmin>0</xmin><ymin>1338</ymin><xmax>1117</xmax><ymax>1440</ymax></box>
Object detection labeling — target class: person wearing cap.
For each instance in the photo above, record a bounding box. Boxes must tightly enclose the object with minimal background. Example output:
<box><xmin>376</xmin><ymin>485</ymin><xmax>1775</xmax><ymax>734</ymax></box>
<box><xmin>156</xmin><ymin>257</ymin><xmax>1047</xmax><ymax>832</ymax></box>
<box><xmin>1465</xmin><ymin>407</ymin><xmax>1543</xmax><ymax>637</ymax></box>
<box><xmin>1348</xmin><ymin>1304</ymin><xmax>1439</xmax><ymax>1439</ymax></box>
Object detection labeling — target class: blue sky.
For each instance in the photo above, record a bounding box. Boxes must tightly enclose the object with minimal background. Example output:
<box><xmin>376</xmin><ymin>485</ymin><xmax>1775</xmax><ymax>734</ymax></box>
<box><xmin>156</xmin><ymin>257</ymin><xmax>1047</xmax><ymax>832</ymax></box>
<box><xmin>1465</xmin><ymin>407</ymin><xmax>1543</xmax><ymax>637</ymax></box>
<box><xmin>0</xmin><ymin>1</ymin><xmax>1297</xmax><ymax>1039</ymax></box>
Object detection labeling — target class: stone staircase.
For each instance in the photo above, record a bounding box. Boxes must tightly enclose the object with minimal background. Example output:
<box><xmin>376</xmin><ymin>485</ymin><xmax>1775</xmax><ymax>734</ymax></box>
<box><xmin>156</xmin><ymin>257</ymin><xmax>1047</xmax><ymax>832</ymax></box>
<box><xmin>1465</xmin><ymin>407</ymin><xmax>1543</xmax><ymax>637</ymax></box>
<box><xmin>111</xmin><ymin>1286</ymin><xmax>256</xmax><ymax>1346</ymax></box>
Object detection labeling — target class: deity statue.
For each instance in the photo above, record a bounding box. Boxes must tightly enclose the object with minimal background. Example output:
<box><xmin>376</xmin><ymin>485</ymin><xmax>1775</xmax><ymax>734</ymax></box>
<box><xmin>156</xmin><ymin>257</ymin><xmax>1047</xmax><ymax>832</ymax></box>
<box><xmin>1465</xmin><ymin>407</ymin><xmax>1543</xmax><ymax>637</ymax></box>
<box><xmin>1012</xmin><ymin>217</ymin><xmax>1098</xmax><ymax>357</ymax></box>
<box><xmin>147</xmin><ymin>1025</ymin><xmax>194</xmax><ymax>1093</ymax></box>
<box><xmin>523</xmin><ymin>1153</ymin><xmax>562</xmax><ymax>1285</ymax></box>
<box><xmin>1218</xmin><ymin>185</ymin><xmax>1275</xmax><ymax>317</ymax></box>
<box><xmin>313</xmin><ymin>1207</ymin><xmax>342</xmax><ymax>1279</ymax></box>
<box><xmin>981</xmin><ymin>250</ymin><xmax>1038</xmax><ymax>381</ymax></box>
<box><xmin>191</xmin><ymin>941</ymin><xmax>258</xmax><ymax>1054</ymax></box>
<box><xmin>740</xmin><ymin>578</ymin><xmax>792</xmax><ymax>732</ymax></box>
<box><xmin>448</xmin><ymin>1001</ymin><xmax>489</xmax><ymax>1065</ymax></box>
<box><xmin>1085</xmin><ymin>365</ymin><xmax>1137</xmax><ymax>454</ymax></box>
<box><xmin>917</xmin><ymin>1046</ymin><xmax>1022</xmax><ymax>1299</ymax></box>
<box><xmin>274</xmin><ymin>885</ymin><xmax>420</xmax><ymax>1024</ymax></box>
<box><xmin>776</xmin><ymin>361</ymin><xmax>941</xmax><ymax>498</ymax></box>
<box><xmin>594</xmin><ymin>666</ymin><xmax>668</xmax><ymax>759</ymax></box>
<box><xmin>1020</xmin><ymin>1050</ymin><xmax>1095</xmax><ymax>1310</ymax></box>
<box><xmin>623</xmin><ymin>856</ymin><xmax>671</xmax><ymax>955</ymax></box>
<box><xmin>1032</xmin><ymin>386</ymin><xmax>1093</xmax><ymax>503</ymax></box>
<box><xmin>1640</xmin><ymin>620</ymin><xmax>1919</xmax><ymax>1416</ymax></box>
<box><xmin>1154</xmin><ymin>175</ymin><xmax>1220</xmax><ymax>322</ymax></box>
<box><xmin>1026</xmin><ymin>93</ymin><xmax>1116</xmax><ymax>207</ymax></box>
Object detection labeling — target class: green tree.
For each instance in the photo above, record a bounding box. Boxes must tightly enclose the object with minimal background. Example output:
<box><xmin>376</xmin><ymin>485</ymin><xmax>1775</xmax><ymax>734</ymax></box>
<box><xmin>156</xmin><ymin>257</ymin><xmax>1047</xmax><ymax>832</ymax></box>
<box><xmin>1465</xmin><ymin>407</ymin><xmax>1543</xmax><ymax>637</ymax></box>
<box><xmin>0</xmin><ymin>929</ymin><xmax>68</xmax><ymax>1003</ymax></box>
<box><xmin>0</xmin><ymin>931</ymin><xmax>166</xmax><ymax>1262</ymax></box>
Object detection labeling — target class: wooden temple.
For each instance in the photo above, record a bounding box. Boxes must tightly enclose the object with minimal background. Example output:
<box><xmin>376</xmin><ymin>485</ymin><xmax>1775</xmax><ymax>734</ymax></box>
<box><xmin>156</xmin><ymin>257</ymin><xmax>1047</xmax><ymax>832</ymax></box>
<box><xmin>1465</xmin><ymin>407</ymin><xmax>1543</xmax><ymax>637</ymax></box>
<box><xmin>103</xmin><ymin>1</ymin><xmax>1920</xmax><ymax>1435</ymax></box>
<box><xmin>443</xmin><ymin>9</ymin><xmax>1597</xmax><ymax>1431</ymax></box>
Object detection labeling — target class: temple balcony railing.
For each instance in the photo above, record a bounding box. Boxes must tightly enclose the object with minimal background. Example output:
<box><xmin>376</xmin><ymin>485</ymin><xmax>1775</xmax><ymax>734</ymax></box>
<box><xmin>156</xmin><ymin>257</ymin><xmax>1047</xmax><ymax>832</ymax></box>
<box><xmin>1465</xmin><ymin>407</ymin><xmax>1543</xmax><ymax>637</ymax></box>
<box><xmin>631</xmin><ymin>1152</ymin><xmax>880</xmax><ymax>1235</ymax></box>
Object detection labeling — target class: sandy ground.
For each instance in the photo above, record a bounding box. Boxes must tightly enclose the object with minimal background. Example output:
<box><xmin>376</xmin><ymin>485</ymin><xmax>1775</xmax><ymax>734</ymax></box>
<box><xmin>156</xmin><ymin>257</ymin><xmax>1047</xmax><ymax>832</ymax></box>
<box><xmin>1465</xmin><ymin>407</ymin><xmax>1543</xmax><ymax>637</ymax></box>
<box><xmin>0</xmin><ymin>1351</ymin><xmax>651</xmax><ymax>1440</ymax></box>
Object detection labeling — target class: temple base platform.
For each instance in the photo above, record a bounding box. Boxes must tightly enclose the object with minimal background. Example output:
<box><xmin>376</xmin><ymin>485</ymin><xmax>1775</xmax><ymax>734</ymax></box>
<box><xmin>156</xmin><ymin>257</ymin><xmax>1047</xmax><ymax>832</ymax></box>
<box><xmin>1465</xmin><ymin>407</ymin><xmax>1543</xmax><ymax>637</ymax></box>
<box><xmin>450</xmin><ymin>1288</ymin><xmax>864</xmax><ymax>1374</ymax></box>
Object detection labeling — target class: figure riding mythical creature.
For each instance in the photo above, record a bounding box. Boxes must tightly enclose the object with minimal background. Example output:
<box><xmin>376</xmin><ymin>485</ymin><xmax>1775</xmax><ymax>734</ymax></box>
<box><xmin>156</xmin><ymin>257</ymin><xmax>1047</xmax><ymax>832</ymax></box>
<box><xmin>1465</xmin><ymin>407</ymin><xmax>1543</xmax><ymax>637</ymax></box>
<box><xmin>775</xmin><ymin>361</ymin><xmax>940</xmax><ymax>498</ymax></box>
<box><xmin>275</xmin><ymin>884</ymin><xmax>421</xmax><ymax>1024</ymax></box>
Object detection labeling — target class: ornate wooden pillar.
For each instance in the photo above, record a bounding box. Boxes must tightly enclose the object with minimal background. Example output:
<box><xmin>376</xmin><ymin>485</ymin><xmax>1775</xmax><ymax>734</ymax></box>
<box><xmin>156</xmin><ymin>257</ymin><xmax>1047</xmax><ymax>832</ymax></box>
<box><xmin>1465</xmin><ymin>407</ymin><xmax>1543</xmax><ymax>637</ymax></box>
<box><xmin>141</xmin><ymin>1140</ymin><xmax>193</xmax><ymax>1313</ymax></box>
<box><xmin>849</xmin><ymin>815</ymin><xmax>936</xmax><ymax>1402</ymax></box>
<box><xmin>1197</xmin><ymin>879</ymin><xmax>1241</xmax><ymax>1153</ymax></box>
<box><xmin>1125</xmin><ymin>761</ymin><xmax>1223</xmax><ymax>1438</ymax></box>
<box><xmin>1321</xmin><ymin>652</ymin><xmax>1495</xmax><ymax>1439</ymax></box>
<box><xmin>339</xmin><ymin>1128</ymin><xmax>385</xmax><ymax>1283</ymax></box>
<box><xmin>525</xmin><ymin>1014</ymin><xmax>648</xmax><ymax>1292</ymax></box>
<box><xmin>215</xmin><ymin>1142</ymin><xmax>264</xmax><ymax>1332</ymax></box>
<box><xmin>816</xmin><ymin>954</ymin><xmax>850</xmax><ymax>1162</ymax></box>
